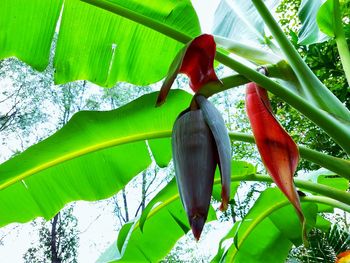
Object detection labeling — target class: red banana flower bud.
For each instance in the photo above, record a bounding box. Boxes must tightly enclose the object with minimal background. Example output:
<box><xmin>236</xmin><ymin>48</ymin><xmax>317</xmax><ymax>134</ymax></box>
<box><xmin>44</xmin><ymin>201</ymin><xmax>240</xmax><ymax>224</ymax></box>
<box><xmin>245</xmin><ymin>82</ymin><xmax>306</xmax><ymax>238</ymax></box>
<box><xmin>156</xmin><ymin>34</ymin><xmax>220</xmax><ymax>106</ymax></box>
<box><xmin>172</xmin><ymin>95</ymin><xmax>231</xmax><ymax>241</ymax></box>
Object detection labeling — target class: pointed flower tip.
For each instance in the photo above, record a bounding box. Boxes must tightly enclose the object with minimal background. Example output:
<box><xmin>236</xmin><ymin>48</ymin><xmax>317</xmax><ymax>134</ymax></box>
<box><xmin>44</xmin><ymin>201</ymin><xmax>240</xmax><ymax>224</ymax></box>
<box><xmin>172</xmin><ymin>109</ymin><xmax>216</xmax><ymax>242</ymax></box>
<box><xmin>190</xmin><ymin>215</ymin><xmax>206</xmax><ymax>241</ymax></box>
<box><xmin>219</xmin><ymin>188</ymin><xmax>229</xmax><ymax>212</ymax></box>
<box><xmin>219</xmin><ymin>202</ymin><xmax>228</xmax><ymax>212</ymax></box>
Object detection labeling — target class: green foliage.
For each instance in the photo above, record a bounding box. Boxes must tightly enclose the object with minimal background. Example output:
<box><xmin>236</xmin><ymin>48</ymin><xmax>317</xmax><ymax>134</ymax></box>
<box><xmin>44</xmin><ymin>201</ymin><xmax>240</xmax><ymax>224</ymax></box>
<box><xmin>213</xmin><ymin>0</ymin><xmax>279</xmax><ymax>48</ymax></box>
<box><xmin>273</xmin><ymin>0</ymin><xmax>350</xmax><ymax>170</ymax></box>
<box><xmin>0</xmin><ymin>47</ymin><xmax>101</xmax><ymax>160</ymax></box>
<box><xmin>288</xmin><ymin>224</ymin><xmax>350</xmax><ymax>263</ymax></box>
<box><xmin>297</xmin><ymin>0</ymin><xmax>329</xmax><ymax>44</ymax></box>
<box><xmin>1</xmin><ymin>0</ymin><xmax>200</xmax><ymax>86</ymax></box>
<box><xmin>275</xmin><ymin>0</ymin><xmax>301</xmax><ymax>32</ymax></box>
<box><xmin>0</xmin><ymin>0</ymin><xmax>62</xmax><ymax>70</ymax></box>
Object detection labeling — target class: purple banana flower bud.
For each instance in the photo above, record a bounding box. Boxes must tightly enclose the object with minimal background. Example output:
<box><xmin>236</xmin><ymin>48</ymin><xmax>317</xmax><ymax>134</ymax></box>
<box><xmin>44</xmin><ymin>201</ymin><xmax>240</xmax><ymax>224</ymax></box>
<box><xmin>172</xmin><ymin>95</ymin><xmax>231</xmax><ymax>240</ymax></box>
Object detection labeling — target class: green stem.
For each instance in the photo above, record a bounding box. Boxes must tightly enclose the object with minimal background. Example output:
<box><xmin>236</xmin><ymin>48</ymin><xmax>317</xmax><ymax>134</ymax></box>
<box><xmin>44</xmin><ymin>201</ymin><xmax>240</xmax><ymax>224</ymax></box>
<box><xmin>297</xmin><ymin>145</ymin><xmax>350</xmax><ymax>180</ymax></box>
<box><xmin>251</xmin><ymin>0</ymin><xmax>350</xmax><ymax>121</ymax></box>
<box><xmin>228</xmin><ymin>133</ymin><xmax>350</xmax><ymax>180</ymax></box>
<box><xmin>232</xmin><ymin>173</ymin><xmax>350</xmax><ymax>205</ymax></box>
<box><xmin>199</xmin><ymin>63</ymin><xmax>293</xmax><ymax>98</ymax></box>
<box><xmin>336</xmin><ymin>36</ymin><xmax>350</xmax><ymax>87</ymax></box>
<box><xmin>334</xmin><ymin>0</ymin><xmax>350</xmax><ymax>87</ymax></box>
<box><xmin>302</xmin><ymin>196</ymin><xmax>350</xmax><ymax>213</ymax></box>
<box><xmin>248</xmin><ymin>174</ymin><xmax>350</xmax><ymax>205</ymax></box>
<box><xmin>216</xmin><ymin>54</ymin><xmax>350</xmax><ymax>154</ymax></box>
<box><xmin>200</xmin><ymin>74</ymin><xmax>249</xmax><ymax>97</ymax></box>
<box><xmin>146</xmin><ymin>130</ymin><xmax>350</xmax><ymax>179</ymax></box>
<box><xmin>82</xmin><ymin>0</ymin><xmax>350</xmax><ymax>154</ymax></box>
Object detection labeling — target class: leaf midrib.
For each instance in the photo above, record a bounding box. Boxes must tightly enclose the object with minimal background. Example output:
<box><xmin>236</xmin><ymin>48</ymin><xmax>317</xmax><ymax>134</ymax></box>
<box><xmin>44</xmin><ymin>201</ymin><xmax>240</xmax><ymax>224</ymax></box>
<box><xmin>0</xmin><ymin>130</ymin><xmax>172</xmax><ymax>190</ymax></box>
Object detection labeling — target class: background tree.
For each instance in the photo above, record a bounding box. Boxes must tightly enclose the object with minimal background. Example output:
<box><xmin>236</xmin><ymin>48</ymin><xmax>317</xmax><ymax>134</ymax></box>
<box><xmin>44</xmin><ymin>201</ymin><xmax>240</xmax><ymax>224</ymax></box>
<box><xmin>23</xmin><ymin>206</ymin><xmax>79</xmax><ymax>263</ymax></box>
<box><xmin>0</xmin><ymin>49</ymin><xmax>94</xmax><ymax>262</ymax></box>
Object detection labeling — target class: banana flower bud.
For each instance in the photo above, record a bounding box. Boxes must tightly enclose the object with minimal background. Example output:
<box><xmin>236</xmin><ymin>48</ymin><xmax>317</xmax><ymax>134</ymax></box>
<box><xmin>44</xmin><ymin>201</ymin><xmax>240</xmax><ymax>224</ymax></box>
<box><xmin>156</xmin><ymin>34</ymin><xmax>230</xmax><ymax>240</ymax></box>
<box><xmin>172</xmin><ymin>95</ymin><xmax>231</xmax><ymax>240</ymax></box>
<box><xmin>245</xmin><ymin>82</ymin><xmax>306</xmax><ymax>241</ymax></box>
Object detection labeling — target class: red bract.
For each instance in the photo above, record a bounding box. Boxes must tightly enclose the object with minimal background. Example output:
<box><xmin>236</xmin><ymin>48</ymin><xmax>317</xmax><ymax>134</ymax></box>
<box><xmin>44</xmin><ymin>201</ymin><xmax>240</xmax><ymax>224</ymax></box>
<box><xmin>156</xmin><ymin>34</ymin><xmax>220</xmax><ymax>106</ymax></box>
<box><xmin>245</xmin><ymin>82</ymin><xmax>304</xmax><ymax>224</ymax></box>
<box><xmin>179</xmin><ymin>34</ymin><xmax>218</xmax><ymax>92</ymax></box>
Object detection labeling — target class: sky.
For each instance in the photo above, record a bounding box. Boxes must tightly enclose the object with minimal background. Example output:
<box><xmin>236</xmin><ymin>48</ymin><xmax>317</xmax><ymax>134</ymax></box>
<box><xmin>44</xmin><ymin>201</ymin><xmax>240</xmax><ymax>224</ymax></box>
<box><xmin>0</xmin><ymin>1</ymin><xmax>224</xmax><ymax>262</ymax></box>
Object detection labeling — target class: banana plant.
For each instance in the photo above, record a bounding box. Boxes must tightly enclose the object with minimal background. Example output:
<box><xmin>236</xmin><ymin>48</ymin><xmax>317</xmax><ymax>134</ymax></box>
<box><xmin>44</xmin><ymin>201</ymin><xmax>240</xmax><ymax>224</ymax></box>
<box><xmin>0</xmin><ymin>0</ymin><xmax>349</xmax><ymax>262</ymax></box>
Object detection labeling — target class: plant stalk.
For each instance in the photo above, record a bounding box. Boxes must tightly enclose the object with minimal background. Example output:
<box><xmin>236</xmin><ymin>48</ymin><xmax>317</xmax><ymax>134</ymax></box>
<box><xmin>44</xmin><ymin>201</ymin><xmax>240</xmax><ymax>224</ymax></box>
<box><xmin>216</xmin><ymin>53</ymin><xmax>350</xmax><ymax>155</ymax></box>
<box><xmin>249</xmin><ymin>174</ymin><xmax>350</xmax><ymax>205</ymax></box>
<box><xmin>199</xmin><ymin>63</ymin><xmax>291</xmax><ymax>98</ymax></box>
<box><xmin>228</xmin><ymin>132</ymin><xmax>350</xmax><ymax>180</ymax></box>
<box><xmin>251</xmin><ymin>0</ymin><xmax>350</xmax><ymax>121</ymax></box>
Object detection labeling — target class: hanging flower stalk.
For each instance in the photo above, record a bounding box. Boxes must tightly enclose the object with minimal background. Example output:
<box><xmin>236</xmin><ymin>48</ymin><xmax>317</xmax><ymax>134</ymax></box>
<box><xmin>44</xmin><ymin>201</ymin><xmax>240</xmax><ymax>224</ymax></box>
<box><xmin>245</xmin><ymin>79</ymin><xmax>307</xmax><ymax>243</ymax></box>
<box><xmin>156</xmin><ymin>34</ymin><xmax>231</xmax><ymax>240</ymax></box>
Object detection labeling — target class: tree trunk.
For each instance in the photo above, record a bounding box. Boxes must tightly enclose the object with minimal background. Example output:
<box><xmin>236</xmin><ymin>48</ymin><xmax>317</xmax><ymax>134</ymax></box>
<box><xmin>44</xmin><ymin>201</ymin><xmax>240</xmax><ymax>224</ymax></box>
<box><xmin>230</xmin><ymin>203</ymin><xmax>236</xmax><ymax>224</ymax></box>
<box><xmin>122</xmin><ymin>188</ymin><xmax>129</xmax><ymax>222</ymax></box>
<box><xmin>50</xmin><ymin>213</ymin><xmax>61</xmax><ymax>263</ymax></box>
<box><xmin>141</xmin><ymin>171</ymin><xmax>147</xmax><ymax>212</ymax></box>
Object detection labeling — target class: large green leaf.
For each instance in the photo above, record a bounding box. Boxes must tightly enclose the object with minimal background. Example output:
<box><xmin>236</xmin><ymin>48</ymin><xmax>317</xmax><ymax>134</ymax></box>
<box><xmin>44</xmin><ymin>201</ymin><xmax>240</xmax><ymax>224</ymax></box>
<box><xmin>0</xmin><ymin>0</ymin><xmax>63</xmax><ymax>71</ymax></box>
<box><xmin>213</xmin><ymin>0</ymin><xmax>280</xmax><ymax>49</ymax></box>
<box><xmin>0</xmin><ymin>90</ymin><xmax>191</xmax><ymax>227</ymax></box>
<box><xmin>317</xmin><ymin>0</ymin><xmax>336</xmax><ymax>37</ymax></box>
<box><xmin>213</xmin><ymin>188</ymin><xmax>318</xmax><ymax>263</ymax></box>
<box><xmin>297</xmin><ymin>0</ymin><xmax>329</xmax><ymax>45</ymax></box>
<box><xmin>1</xmin><ymin>0</ymin><xmax>200</xmax><ymax>86</ymax></box>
